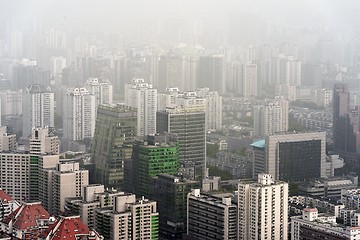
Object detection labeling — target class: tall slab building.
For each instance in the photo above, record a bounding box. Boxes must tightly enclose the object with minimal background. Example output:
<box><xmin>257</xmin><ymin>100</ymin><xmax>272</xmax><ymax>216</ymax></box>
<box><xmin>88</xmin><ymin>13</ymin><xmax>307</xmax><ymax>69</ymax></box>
<box><xmin>157</xmin><ymin>105</ymin><xmax>206</xmax><ymax>178</ymax></box>
<box><xmin>91</xmin><ymin>104</ymin><xmax>137</xmax><ymax>190</ymax></box>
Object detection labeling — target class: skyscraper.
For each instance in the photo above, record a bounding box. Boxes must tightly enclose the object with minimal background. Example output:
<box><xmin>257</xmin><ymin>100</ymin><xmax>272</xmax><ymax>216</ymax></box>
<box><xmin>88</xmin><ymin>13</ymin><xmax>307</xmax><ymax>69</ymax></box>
<box><xmin>84</xmin><ymin>77</ymin><xmax>113</xmax><ymax>107</ymax></box>
<box><xmin>92</xmin><ymin>104</ymin><xmax>137</xmax><ymax>190</ymax></box>
<box><xmin>333</xmin><ymin>83</ymin><xmax>352</xmax><ymax>153</ymax></box>
<box><xmin>22</xmin><ymin>84</ymin><xmax>54</xmax><ymax>138</ymax></box>
<box><xmin>157</xmin><ymin>105</ymin><xmax>206</xmax><ymax>178</ymax></box>
<box><xmin>238</xmin><ymin>173</ymin><xmax>288</xmax><ymax>240</ymax></box>
<box><xmin>63</xmin><ymin>87</ymin><xmax>96</xmax><ymax>141</ymax></box>
<box><xmin>125</xmin><ymin>79</ymin><xmax>157</xmax><ymax>136</ymax></box>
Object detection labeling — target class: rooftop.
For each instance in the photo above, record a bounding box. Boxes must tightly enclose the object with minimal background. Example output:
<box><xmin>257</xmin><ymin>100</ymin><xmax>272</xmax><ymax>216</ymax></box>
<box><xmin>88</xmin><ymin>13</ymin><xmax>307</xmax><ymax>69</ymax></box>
<box><xmin>251</xmin><ymin>140</ymin><xmax>265</xmax><ymax>148</ymax></box>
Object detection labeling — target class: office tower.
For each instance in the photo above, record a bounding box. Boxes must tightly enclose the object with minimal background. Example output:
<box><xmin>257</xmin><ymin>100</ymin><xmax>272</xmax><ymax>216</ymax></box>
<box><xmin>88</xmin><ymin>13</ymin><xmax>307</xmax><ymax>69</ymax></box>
<box><xmin>133</xmin><ymin>134</ymin><xmax>179</xmax><ymax>197</ymax></box>
<box><xmin>149</xmin><ymin>174</ymin><xmax>199</xmax><ymax>239</ymax></box>
<box><xmin>84</xmin><ymin>77</ymin><xmax>113</xmax><ymax>106</ymax></box>
<box><xmin>198</xmin><ymin>54</ymin><xmax>225</xmax><ymax>94</ymax></box>
<box><xmin>197</xmin><ymin>88</ymin><xmax>223</xmax><ymax>132</ymax></box>
<box><xmin>125</xmin><ymin>79</ymin><xmax>157</xmax><ymax>136</ymax></box>
<box><xmin>187</xmin><ymin>189</ymin><xmax>238</xmax><ymax>240</ymax></box>
<box><xmin>29</xmin><ymin>127</ymin><xmax>59</xmax><ymax>155</ymax></box>
<box><xmin>0</xmin><ymin>152</ymin><xmax>39</xmax><ymax>202</ymax></box>
<box><xmin>157</xmin><ymin>105</ymin><xmax>206</xmax><ymax>178</ymax></box>
<box><xmin>51</xmin><ymin>161</ymin><xmax>89</xmax><ymax>216</ymax></box>
<box><xmin>0</xmin><ymin>90</ymin><xmax>22</xmax><ymax>118</ymax></box>
<box><xmin>253</xmin><ymin>132</ymin><xmax>327</xmax><ymax>181</ymax></box>
<box><xmin>291</xmin><ymin>208</ymin><xmax>360</xmax><ymax>240</ymax></box>
<box><xmin>22</xmin><ymin>84</ymin><xmax>55</xmax><ymax>138</ymax></box>
<box><xmin>332</xmin><ymin>83</ymin><xmax>359</xmax><ymax>154</ymax></box>
<box><xmin>243</xmin><ymin>63</ymin><xmax>258</xmax><ymax>97</ymax></box>
<box><xmin>63</xmin><ymin>87</ymin><xmax>96</xmax><ymax>141</ymax></box>
<box><xmin>92</xmin><ymin>105</ymin><xmax>137</xmax><ymax>190</ymax></box>
<box><xmin>238</xmin><ymin>174</ymin><xmax>288</xmax><ymax>240</ymax></box>
<box><xmin>253</xmin><ymin>96</ymin><xmax>289</xmax><ymax>137</ymax></box>
<box><xmin>95</xmin><ymin>194</ymin><xmax>159</xmax><ymax>239</ymax></box>
<box><xmin>0</xmin><ymin>126</ymin><xmax>17</xmax><ymax>151</ymax></box>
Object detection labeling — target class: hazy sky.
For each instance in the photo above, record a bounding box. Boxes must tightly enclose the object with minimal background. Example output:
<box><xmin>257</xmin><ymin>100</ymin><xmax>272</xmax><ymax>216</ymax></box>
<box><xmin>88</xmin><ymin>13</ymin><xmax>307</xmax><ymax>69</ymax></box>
<box><xmin>2</xmin><ymin>0</ymin><xmax>359</xmax><ymax>30</ymax></box>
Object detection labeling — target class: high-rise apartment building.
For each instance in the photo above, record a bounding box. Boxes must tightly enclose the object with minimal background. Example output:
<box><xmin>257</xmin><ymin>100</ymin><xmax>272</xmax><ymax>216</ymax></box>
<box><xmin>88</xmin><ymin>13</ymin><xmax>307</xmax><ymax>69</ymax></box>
<box><xmin>197</xmin><ymin>88</ymin><xmax>223</xmax><ymax>132</ymax></box>
<box><xmin>63</xmin><ymin>87</ymin><xmax>96</xmax><ymax>141</ymax></box>
<box><xmin>187</xmin><ymin>189</ymin><xmax>238</xmax><ymax>240</ymax></box>
<box><xmin>254</xmin><ymin>96</ymin><xmax>289</xmax><ymax>137</ymax></box>
<box><xmin>22</xmin><ymin>84</ymin><xmax>54</xmax><ymax>138</ymax></box>
<box><xmin>29</xmin><ymin>127</ymin><xmax>59</xmax><ymax>155</ymax></box>
<box><xmin>133</xmin><ymin>134</ymin><xmax>179</xmax><ymax>197</ymax></box>
<box><xmin>252</xmin><ymin>132</ymin><xmax>327</xmax><ymax>181</ymax></box>
<box><xmin>157</xmin><ymin>105</ymin><xmax>206</xmax><ymax>178</ymax></box>
<box><xmin>0</xmin><ymin>153</ymin><xmax>39</xmax><ymax>202</ymax></box>
<box><xmin>95</xmin><ymin>194</ymin><xmax>159</xmax><ymax>240</ymax></box>
<box><xmin>65</xmin><ymin>185</ymin><xmax>128</xmax><ymax>228</ymax></box>
<box><xmin>238</xmin><ymin>173</ymin><xmax>288</xmax><ymax>240</ymax></box>
<box><xmin>125</xmin><ymin>79</ymin><xmax>157</xmax><ymax>136</ymax></box>
<box><xmin>84</xmin><ymin>77</ymin><xmax>113</xmax><ymax>106</ymax></box>
<box><xmin>92</xmin><ymin>104</ymin><xmax>137</xmax><ymax>190</ymax></box>
<box><xmin>51</xmin><ymin>161</ymin><xmax>89</xmax><ymax>216</ymax></box>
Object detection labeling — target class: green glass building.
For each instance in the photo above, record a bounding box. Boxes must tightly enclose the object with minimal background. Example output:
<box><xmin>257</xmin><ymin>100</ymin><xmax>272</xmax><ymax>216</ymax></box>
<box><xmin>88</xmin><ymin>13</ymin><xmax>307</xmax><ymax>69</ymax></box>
<box><xmin>133</xmin><ymin>134</ymin><xmax>179</xmax><ymax>197</ymax></box>
<box><xmin>91</xmin><ymin>104</ymin><xmax>137</xmax><ymax>190</ymax></box>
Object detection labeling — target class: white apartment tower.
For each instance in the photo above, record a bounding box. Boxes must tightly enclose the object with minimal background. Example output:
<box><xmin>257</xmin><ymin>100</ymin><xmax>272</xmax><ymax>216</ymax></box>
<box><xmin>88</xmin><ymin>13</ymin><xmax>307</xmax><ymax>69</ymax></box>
<box><xmin>254</xmin><ymin>96</ymin><xmax>289</xmax><ymax>137</ymax></box>
<box><xmin>125</xmin><ymin>79</ymin><xmax>157</xmax><ymax>136</ymax></box>
<box><xmin>63</xmin><ymin>87</ymin><xmax>96</xmax><ymax>140</ymax></box>
<box><xmin>238</xmin><ymin>173</ymin><xmax>288</xmax><ymax>240</ymax></box>
<box><xmin>22</xmin><ymin>84</ymin><xmax>55</xmax><ymax>138</ymax></box>
<box><xmin>84</xmin><ymin>78</ymin><xmax>113</xmax><ymax>107</ymax></box>
<box><xmin>197</xmin><ymin>88</ymin><xmax>223</xmax><ymax>132</ymax></box>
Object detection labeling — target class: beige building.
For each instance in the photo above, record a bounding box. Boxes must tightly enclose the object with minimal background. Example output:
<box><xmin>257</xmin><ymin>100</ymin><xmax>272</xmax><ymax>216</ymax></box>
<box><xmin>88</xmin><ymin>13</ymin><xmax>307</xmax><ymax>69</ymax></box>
<box><xmin>0</xmin><ymin>126</ymin><xmax>16</xmax><ymax>151</ymax></box>
<box><xmin>95</xmin><ymin>194</ymin><xmax>159</xmax><ymax>239</ymax></box>
<box><xmin>238</xmin><ymin>173</ymin><xmax>288</xmax><ymax>240</ymax></box>
<box><xmin>51</xmin><ymin>161</ymin><xmax>88</xmax><ymax>215</ymax></box>
<box><xmin>65</xmin><ymin>185</ymin><xmax>129</xmax><ymax>228</ymax></box>
<box><xmin>29</xmin><ymin>127</ymin><xmax>59</xmax><ymax>155</ymax></box>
